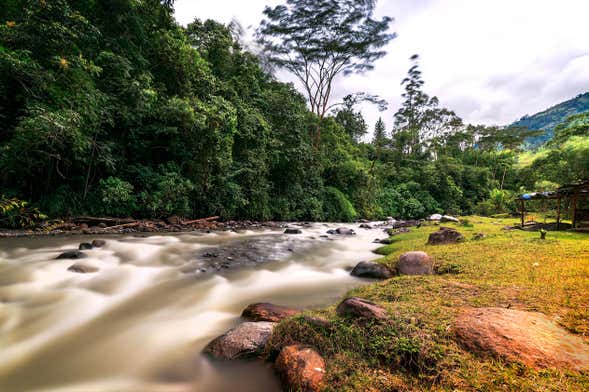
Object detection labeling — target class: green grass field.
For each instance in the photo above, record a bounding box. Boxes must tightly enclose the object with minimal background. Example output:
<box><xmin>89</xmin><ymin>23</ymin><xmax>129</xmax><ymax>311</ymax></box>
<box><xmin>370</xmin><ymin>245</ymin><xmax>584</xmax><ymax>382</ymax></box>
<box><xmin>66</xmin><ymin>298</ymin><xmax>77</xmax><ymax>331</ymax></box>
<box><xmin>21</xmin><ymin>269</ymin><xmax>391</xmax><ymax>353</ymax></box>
<box><xmin>268</xmin><ymin>217</ymin><xmax>589</xmax><ymax>391</ymax></box>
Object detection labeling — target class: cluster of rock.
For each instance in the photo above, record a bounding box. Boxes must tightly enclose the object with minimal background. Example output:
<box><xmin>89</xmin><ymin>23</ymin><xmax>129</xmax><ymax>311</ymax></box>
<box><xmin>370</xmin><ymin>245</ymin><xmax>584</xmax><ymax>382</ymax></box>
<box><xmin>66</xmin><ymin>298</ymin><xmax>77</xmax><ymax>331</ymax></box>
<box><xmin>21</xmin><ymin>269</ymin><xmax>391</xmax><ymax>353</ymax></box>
<box><xmin>350</xmin><ymin>251</ymin><xmax>434</xmax><ymax>280</ymax></box>
<box><xmin>56</xmin><ymin>239</ymin><xmax>106</xmax><ymax>274</ymax></box>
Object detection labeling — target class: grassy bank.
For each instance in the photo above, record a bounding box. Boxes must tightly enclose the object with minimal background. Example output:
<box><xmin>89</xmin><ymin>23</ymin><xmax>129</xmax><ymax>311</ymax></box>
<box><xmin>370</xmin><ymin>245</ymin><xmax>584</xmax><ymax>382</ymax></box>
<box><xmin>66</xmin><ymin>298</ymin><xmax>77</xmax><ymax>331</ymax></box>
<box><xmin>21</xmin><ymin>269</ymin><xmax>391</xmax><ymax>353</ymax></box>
<box><xmin>267</xmin><ymin>217</ymin><xmax>589</xmax><ymax>391</ymax></box>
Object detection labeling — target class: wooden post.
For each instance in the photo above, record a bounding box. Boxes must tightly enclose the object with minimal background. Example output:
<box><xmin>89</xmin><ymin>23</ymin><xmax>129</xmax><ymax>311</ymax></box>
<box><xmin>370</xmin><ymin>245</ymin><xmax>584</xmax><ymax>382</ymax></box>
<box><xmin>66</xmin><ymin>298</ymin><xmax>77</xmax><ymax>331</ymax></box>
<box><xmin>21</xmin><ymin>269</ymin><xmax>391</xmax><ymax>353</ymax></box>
<box><xmin>572</xmin><ymin>193</ymin><xmax>578</xmax><ymax>229</ymax></box>
<box><xmin>556</xmin><ymin>195</ymin><xmax>561</xmax><ymax>230</ymax></box>
<box><xmin>520</xmin><ymin>199</ymin><xmax>525</xmax><ymax>227</ymax></box>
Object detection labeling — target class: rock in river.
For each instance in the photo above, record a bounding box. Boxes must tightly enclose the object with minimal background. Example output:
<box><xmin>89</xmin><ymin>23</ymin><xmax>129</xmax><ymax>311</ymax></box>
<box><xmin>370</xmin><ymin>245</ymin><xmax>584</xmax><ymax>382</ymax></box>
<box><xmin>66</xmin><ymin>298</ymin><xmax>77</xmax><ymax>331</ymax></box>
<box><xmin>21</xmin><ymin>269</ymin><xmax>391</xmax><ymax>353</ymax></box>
<box><xmin>242</xmin><ymin>303</ymin><xmax>301</xmax><ymax>322</ymax></box>
<box><xmin>397</xmin><ymin>251</ymin><xmax>434</xmax><ymax>275</ymax></box>
<box><xmin>284</xmin><ymin>228</ymin><xmax>303</xmax><ymax>235</ymax></box>
<box><xmin>68</xmin><ymin>263</ymin><xmax>99</xmax><ymax>273</ymax></box>
<box><xmin>336</xmin><ymin>297</ymin><xmax>387</xmax><ymax>320</ymax></box>
<box><xmin>455</xmin><ymin>307</ymin><xmax>589</xmax><ymax>371</ymax></box>
<box><xmin>78</xmin><ymin>242</ymin><xmax>93</xmax><ymax>250</ymax></box>
<box><xmin>56</xmin><ymin>250</ymin><xmax>88</xmax><ymax>260</ymax></box>
<box><xmin>350</xmin><ymin>261</ymin><xmax>394</xmax><ymax>279</ymax></box>
<box><xmin>427</xmin><ymin>227</ymin><xmax>464</xmax><ymax>245</ymax></box>
<box><xmin>204</xmin><ymin>321</ymin><xmax>276</xmax><ymax>360</ymax></box>
<box><xmin>275</xmin><ymin>345</ymin><xmax>326</xmax><ymax>392</ymax></box>
<box><xmin>91</xmin><ymin>239</ymin><xmax>107</xmax><ymax>248</ymax></box>
<box><xmin>326</xmin><ymin>227</ymin><xmax>356</xmax><ymax>235</ymax></box>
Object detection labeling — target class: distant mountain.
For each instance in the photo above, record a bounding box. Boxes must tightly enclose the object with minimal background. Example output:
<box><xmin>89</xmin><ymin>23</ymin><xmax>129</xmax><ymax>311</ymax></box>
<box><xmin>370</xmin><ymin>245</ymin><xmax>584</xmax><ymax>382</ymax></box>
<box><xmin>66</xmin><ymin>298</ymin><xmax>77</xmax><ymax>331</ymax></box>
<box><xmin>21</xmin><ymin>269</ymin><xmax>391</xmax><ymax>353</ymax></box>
<box><xmin>510</xmin><ymin>92</ymin><xmax>589</xmax><ymax>146</ymax></box>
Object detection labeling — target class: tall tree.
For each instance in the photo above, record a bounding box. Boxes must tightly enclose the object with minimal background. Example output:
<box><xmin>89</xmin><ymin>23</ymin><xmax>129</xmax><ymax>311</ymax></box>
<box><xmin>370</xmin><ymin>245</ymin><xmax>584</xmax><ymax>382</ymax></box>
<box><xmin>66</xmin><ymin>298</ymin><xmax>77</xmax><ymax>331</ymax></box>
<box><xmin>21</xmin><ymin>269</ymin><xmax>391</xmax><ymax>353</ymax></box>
<box><xmin>334</xmin><ymin>96</ymin><xmax>368</xmax><ymax>142</ymax></box>
<box><xmin>372</xmin><ymin>117</ymin><xmax>387</xmax><ymax>147</ymax></box>
<box><xmin>257</xmin><ymin>0</ymin><xmax>395</xmax><ymax>145</ymax></box>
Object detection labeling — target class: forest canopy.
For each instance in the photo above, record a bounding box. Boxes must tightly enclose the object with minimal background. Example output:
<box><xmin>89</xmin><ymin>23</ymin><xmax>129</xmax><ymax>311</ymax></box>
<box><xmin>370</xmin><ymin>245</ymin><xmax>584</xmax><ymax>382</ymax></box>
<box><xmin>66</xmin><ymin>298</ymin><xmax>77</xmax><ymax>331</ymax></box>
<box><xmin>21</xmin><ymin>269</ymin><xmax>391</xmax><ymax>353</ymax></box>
<box><xmin>0</xmin><ymin>0</ymin><xmax>587</xmax><ymax>226</ymax></box>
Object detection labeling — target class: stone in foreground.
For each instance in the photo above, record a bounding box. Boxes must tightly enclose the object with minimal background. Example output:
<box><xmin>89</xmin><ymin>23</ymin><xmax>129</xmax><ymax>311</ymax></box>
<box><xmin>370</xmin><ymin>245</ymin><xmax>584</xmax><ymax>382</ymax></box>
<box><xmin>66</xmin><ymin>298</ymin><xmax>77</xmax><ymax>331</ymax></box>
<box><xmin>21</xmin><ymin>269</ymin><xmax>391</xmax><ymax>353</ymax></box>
<box><xmin>455</xmin><ymin>307</ymin><xmax>589</xmax><ymax>371</ymax></box>
<box><xmin>67</xmin><ymin>263</ymin><xmax>99</xmax><ymax>273</ymax></box>
<box><xmin>56</xmin><ymin>250</ymin><xmax>88</xmax><ymax>260</ymax></box>
<box><xmin>427</xmin><ymin>227</ymin><xmax>465</xmax><ymax>245</ymax></box>
<box><xmin>336</xmin><ymin>297</ymin><xmax>387</xmax><ymax>320</ymax></box>
<box><xmin>275</xmin><ymin>345</ymin><xmax>326</xmax><ymax>392</ymax></box>
<box><xmin>204</xmin><ymin>321</ymin><xmax>275</xmax><ymax>360</ymax></box>
<box><xmin>241</xmin><ymin>303</ymin><xmax>301</xmax><ymax>322</ymax></box>
<box><xmin>350</xmin><ymin>261</ymin><xmax>394</xmax><ymax>279</ymax></box>
<box><xmin>397</xmin><ymin>251</ymin><xmax>434</xmax><ymax>275</ymax></box>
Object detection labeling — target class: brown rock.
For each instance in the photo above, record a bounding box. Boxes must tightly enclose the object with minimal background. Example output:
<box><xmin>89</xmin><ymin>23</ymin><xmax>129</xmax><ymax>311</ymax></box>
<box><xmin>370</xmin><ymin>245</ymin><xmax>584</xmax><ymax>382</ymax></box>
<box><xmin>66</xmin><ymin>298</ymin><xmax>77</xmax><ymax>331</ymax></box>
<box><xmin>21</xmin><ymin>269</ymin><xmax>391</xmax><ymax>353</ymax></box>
<box><xmin>204</xmin><ymin>321</ymin><xmax>275</xmax><ymax>360</ymax></box>
<box><xmin>336</xmin><ymin>297</ymin><xmax>387</xmax><ymax>320</ymax></box>
<box><xmin>67</xmin><ymin>263</ymin><xmax>99</xmax><ymax>273</ymax></box>
<box><xmin>275</xmin><ymin>345</ymin><xmax>326</xmax><ymax>392</ymax></box>
<box><xmin>455</xmin><ymin>307</ymin><xmax>589</xmax><ymax>371</ymax></box>
<box><xmin>242</xmin><ymin>303</ymin><xmax>301</xmax><ymax>322</ymax></box>
<box><xmin>427</xmin><ymin>227</ymin><xmax>464</xmax><ymax>245</ymax></box>
<box><xmin>397</xmin><ymin>251</ymin><xmax>434</xmax><ymax>275</ymax></box>
<box><xmin>91</xmin><ymin>239</ymin><xmax>106</xmax><ymax>248</ymax></box>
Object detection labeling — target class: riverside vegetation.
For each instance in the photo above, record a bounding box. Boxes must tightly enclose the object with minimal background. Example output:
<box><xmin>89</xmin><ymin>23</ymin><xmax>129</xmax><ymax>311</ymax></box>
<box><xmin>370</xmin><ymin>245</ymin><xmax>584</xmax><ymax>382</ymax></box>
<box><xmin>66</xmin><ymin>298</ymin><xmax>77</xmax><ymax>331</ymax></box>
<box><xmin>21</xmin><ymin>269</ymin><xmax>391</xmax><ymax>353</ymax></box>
<box><xmin>268</xmin><ymin>217</ymin><xmax>589</xmax><ymax>391</ymax></box>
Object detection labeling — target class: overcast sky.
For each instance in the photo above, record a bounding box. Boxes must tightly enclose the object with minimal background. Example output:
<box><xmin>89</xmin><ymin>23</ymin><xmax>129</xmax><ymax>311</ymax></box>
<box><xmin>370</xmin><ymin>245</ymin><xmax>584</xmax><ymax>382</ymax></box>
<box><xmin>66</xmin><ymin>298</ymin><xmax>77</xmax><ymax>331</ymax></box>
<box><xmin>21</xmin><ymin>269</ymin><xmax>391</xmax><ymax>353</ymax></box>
<box><xmin>175</xmin><ymin>0</ymin><xmax>589</xmax><ymax>134</ymax></box>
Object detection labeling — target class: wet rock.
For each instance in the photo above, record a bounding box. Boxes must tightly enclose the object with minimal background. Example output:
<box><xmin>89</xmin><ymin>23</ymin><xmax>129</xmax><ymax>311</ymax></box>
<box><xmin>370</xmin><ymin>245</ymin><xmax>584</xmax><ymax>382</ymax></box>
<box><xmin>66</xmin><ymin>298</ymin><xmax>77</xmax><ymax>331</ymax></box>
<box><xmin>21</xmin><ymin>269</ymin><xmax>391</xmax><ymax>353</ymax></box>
<box><xmin>397</xmin><ymin>251</ymin><xmax>434</xmax><ymax>275</ymax></box>
<box><xmin>284</xmin><ymin>228</ymin><xmax>303</xmax><ymax>235</ymax></box>
<box><xmin>97</xmin><ymin>222</ymin><xmax>108</xmax><ymax>228</ymax></box>
<box><xmin>242</xmin><ymin>303</ymin><xmax>301</xmax><ymax>322</ymax></box>
<box><xmin>78</xmin><ymin>242</ymin><xmax>93</xmax><ymax>250</ymax></box>
<box><xmin>326</xmin><ymin>227</ymin><xmax>355</xmax><ymax>235</ymax></box>
<box><xmin>275</xmin><ymin>345</ymin><xmax>326</xmax><ymax>392</ymax></box>
<box><xmin>350</xmin><ymin>261</ymin><xmax>394</xmax><ymax>279</ymax></box>
<box><xmin>56</xmin><ymin>250</ymin><xmax>88</xmax><ymax>260</ymax></box>
<box><xmin>67</xmin><ymin>263</ymin><xmax>99</xmax><ymax>273</ymax></box>
<box><xmin>91</xmin><ymin>239</ymin><xmax>106</xmax><ymax>248</ymax></box>
<box><xmin>428</xmin><ymin>213</ymin><xmax>443</xmax><ymax>221</ymax></box>
<box><xmin>204</xmin><ymin>321</ymin><xmax>276</xmax><ymax>360</ymax></box>
<box><xmin>359</xmin><ymin>223</ymin><xmax>373</xmax><ymax>229</ymax></box>
<box><xmin>440</xmin><ymin>215</ymin><xmax>460</xmax><ymax>223</ymax></box>
<box><xmin>455</xmin><ymin>307</ymin><xmax>589</xmax><ymax>371</ymax></box>
<box><xmin>336</xmin><ymin>297</ymin><xmax>387</xmax><ymax>320</ymax></box>
<box><xmin>427</xmin><ymin>227</ymin><xmax>464</xmax><ymax>245</ymax></box>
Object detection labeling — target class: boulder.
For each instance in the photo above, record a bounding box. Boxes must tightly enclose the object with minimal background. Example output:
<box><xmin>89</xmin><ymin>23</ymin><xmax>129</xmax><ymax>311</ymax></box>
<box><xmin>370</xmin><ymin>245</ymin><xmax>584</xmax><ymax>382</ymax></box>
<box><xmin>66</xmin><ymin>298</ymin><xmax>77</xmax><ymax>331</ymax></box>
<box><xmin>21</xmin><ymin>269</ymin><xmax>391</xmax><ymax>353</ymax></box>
<box><xmin>284</xmin><ymin>228</ymin><xmax>303</xmax><ymax>235</ymax></box>
<box><xmin>455</xmin><ymin>307</ymin><xmax>589</xmax><ymax>371</ymax></box>
<box><xmin>440</xmin><ymin>215</ymin><xmax>460</xmax><ymax>223</ymax></box>
<box><xmin>397</xmin><ymin>251</ymin><xmax>434</xmax><ymax>275</ymax></box>
<box><xmin>56</xmin><ymin>250</ymin><xmax>87</xmax><ymax>260</ymax></box>
<box><xmin>327</xmin><ymin>227</ymin><xmax>355</xmax><ymax>235</ymax></box>
<box><xmin>97</xmin><ymin>222</ymin><xmax>108</xmax><ymax>228</ymax></box>
<box><xmin>68</xmin><ymin>263</ymin><xmax>99</xmax><ymax>273</ymax></box>
<box><xmin>428</xmin><ymin>214</ymin><xmax>443</xmax><ymax>221</ymax></box>
<box><xmin>204</xmin><ymin>321</ymin><xmax>275</xmax><ymax>360</ymax></box>
<box><xmin>359</xmin><ymin>223</ymin><xmax>373</xmax><ymax>229</ymax></box>
<box><xmin>427</xmin><ymin>227</ymin><xmax>464</xmax><ymax>245</ymax></box>
<box><xmin>241</xmin><ymin>303</ymin><xmax>301</xmax><ymax>322</ymax></box>
<box><xmin>379</xmin><ymin>238</ymin><xmax>393</xmax><ymax>245</ymax></box>
<box><xmin>336</xmin><ymin>297</ymin><xmax>387</xmax><ymax>320</ymax></box>
<box><xmin>275</xmin><ymin>345</ymin><xmax>326</xmax><ymax>392</ymax></box>
<box><xmin>78</xmin><ymin>242</ymin><xmax>93</xmax><ymax>250</ymax></box>
<box><xmin>91</xmin><ymin>239</ymin><xmax>106</xmax><ymax>248</ymax></box>
<box><xmin>350</xmin><ymin>261</ymin><xmax>394</xmax><ymax>279</ymax></box>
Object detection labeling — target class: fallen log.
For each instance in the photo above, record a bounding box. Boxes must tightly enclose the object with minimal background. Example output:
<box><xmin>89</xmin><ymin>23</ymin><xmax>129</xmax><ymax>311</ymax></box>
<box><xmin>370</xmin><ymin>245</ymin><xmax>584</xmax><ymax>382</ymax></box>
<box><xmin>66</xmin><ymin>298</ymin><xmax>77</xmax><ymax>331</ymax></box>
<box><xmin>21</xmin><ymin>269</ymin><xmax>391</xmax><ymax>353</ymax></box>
<box><xmin>96</xmin><ymin>221</ymin><xmax>142</xmax><ymax>231</ymax></box>
<box><xmin>182</xmin><ymin>216</ymin><xmax>220</xmax><ymax>225</ymax></box>
<box><xmin>72</xmin><ymin>216</ymin><xmax>137</xmax><ymax>226</ymax></box>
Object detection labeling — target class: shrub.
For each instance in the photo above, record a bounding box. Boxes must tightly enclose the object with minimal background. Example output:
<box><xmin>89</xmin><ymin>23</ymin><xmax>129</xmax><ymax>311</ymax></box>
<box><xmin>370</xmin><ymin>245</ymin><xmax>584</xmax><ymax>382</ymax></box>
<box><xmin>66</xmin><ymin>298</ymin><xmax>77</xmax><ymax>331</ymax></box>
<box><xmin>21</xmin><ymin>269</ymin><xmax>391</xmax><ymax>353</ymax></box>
<box><xmin>0</xmin><ymin>196</ymin><xmax>47</xmax><ymax>228</ymax></box>
<box><xmin>323</xmin><ymin>186</ymin><xmax>357</xmax><ymax>222</ymax></box>
<box><xmin>98</xmin><ymin>177</ymin><xmax>136</xmax><ymax>217</ymax></box>
<box><xmin>138</xmin><ymin>165</ymin><xmax>195</xmax><ymax>217</ymax></box>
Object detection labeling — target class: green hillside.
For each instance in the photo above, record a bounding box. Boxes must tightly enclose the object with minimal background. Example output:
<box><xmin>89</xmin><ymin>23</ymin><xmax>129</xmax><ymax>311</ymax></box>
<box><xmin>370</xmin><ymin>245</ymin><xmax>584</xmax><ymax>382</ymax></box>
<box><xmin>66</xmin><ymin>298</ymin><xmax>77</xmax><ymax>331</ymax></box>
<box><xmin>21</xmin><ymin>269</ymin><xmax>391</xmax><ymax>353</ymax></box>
<box><xmin>511</xmin><ymin>92</ymin><xmax>589</xmax><ymax>146</ymax></box>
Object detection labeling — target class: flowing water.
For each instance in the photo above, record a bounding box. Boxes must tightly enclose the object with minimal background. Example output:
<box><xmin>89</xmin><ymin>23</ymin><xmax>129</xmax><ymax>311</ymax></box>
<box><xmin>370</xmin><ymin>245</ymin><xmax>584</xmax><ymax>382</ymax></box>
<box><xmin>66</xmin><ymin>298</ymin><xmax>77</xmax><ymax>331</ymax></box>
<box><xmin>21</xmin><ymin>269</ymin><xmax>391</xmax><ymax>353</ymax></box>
<box><xmin>0</xmin><ymin>223</ymin><xmax>385</xmax><ymax>392</ymax></box>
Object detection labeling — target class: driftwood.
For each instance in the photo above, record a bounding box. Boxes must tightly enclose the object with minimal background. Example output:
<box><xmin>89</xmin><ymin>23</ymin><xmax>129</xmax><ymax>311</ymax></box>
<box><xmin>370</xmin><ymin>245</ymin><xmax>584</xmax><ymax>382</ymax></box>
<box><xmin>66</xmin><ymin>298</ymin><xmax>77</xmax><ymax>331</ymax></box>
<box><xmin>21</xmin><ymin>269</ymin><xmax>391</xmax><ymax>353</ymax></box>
<box><xmin>96</xmin><ymin>221</ymin><xmax>142</xmax><ymax>231</ymax></box>
<box><xmin>182</xmin><ymin>216</ymin><xmax>220</xmax><ymax>225</ymax></box>
<box><xmin>72</xmin><ymin>216</ymin><xmax>137</xmax><ymax>226</ymax></box>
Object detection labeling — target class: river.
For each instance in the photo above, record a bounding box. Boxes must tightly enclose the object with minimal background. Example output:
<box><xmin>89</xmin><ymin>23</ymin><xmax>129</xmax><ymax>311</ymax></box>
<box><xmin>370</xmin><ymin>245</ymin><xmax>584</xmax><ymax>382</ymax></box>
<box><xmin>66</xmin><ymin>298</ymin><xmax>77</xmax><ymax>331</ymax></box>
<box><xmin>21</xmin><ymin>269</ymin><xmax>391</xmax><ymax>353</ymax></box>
<box><xmin>0</xmin><ymin>223</ymin><xmax>385</xmax><ymax>392</ymax></box>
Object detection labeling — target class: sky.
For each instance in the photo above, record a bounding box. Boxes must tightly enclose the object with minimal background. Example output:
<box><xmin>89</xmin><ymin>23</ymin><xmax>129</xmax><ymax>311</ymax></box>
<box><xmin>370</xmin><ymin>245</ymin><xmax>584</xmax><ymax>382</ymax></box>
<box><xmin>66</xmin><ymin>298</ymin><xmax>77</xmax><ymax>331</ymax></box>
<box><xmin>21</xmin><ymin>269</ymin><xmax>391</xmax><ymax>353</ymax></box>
<box><xmin>174</xmin><ymin>0</ymin><xmax>589</xmax><ymax>135</ymax></box>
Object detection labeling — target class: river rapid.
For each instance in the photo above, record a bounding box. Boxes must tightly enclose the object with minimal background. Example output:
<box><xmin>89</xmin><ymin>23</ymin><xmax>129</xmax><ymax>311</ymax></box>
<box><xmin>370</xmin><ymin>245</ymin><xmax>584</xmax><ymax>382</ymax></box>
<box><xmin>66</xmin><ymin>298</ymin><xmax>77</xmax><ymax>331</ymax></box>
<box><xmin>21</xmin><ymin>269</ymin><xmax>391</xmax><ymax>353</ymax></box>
<box><xmin>0</xmin><ymin>223</ymin><xmax>385</xmax><ymax>392</ymax></box>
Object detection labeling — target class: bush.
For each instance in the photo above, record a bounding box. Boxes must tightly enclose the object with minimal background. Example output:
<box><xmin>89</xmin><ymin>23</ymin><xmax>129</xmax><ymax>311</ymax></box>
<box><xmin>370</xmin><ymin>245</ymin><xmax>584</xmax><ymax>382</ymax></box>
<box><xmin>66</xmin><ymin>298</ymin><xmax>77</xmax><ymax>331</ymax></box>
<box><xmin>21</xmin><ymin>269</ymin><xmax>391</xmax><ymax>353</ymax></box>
<box><xmin>0</xmin><ymin>196</ymin><xmax>47</xmax><ymax>228</ymax></box>
<box><xmin>138</xmin><ymin>165</ymin><xmax>195</xmax><ymax>217</ymax></box>
<box><xmin>98</xmin><ymin>177</ymin><xmax>136</xmax><ymax>217</ymax></box>
<box><xmin>323</xmin><ymin>186</ymin><xmax>357</xmax><ymax>222</ymax></box>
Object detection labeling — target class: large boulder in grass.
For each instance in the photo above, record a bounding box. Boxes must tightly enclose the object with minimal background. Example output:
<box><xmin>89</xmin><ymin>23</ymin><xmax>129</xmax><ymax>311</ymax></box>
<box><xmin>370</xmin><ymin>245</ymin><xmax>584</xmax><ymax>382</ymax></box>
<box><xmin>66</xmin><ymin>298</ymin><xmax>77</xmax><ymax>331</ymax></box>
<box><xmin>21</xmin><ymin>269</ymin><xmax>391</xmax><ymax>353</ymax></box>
<box><xmin>428</xmin><ymin>214</ymin><xmax>443</xmax><ymax>221</ymax></box>
<box><xmin>241</xmin><ymin>303</ymin><xmax>301</xmax><ymax>322</ymax></box>
<box><xmin>397</xmin><ymin>251</ymin><xmax>434</xmax><ymax>275</ymax></box>
<box><xmin>275</xmin><ymin>345</ymin><xmax>326</xmax><ymax>392</ymax></box>
<box><xmin>427</xmin><ymin>227</ymin><xmax>464</xmax><ymax>245</ymax></box>
<box><xmin>440</xmin><ymin>215</ymin><xmax>460</xmax><ymax>223</ymax></box>
<box><xmin>350</xmin><ymin>261</ymin><xmax>394</xmax><ymax>279</ymax></box>
<box><xmin>204</xmin><ymin>322</ymin><xmax>276</xmax><ymax>360</ymax></box>
<box><xmin>336</xmin><ymin>297</ymin><xmax>387</xmax><ymax>320</ymax></box>
<box><xmin>455</xmin><ymin>307</ymin><xmax>589</xmax><ymax>371</ymax></box>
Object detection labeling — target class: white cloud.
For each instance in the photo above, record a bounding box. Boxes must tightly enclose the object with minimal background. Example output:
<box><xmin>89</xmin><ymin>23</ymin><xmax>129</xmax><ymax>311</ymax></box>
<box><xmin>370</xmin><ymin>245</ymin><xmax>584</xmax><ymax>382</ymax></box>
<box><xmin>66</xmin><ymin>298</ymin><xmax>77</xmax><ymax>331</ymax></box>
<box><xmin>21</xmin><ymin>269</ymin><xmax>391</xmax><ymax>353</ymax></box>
<box><xmin>174</xmin><ymin>0</ymin><xmax>589</xmax><ymax>135</ymax></box>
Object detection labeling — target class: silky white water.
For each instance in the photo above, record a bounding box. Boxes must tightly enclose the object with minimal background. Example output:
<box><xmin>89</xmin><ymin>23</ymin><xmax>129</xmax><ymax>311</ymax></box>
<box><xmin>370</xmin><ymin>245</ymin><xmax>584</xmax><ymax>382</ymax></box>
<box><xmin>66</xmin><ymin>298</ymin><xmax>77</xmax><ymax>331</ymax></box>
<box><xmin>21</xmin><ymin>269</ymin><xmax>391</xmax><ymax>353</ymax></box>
<box><xmin>0</xmin><ymin>223</ymin><xmax>385</xmax><ymax>392</ymax></box>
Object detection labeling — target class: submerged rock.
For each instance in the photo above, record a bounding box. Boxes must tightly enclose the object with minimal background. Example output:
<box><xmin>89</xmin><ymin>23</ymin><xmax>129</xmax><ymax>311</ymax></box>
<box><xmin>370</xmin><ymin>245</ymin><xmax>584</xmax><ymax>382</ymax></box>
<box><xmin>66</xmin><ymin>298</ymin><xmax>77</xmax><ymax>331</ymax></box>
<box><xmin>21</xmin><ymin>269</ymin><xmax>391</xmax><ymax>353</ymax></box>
<box><xmin>455</xmin><ymin>307</ymin><xmax>589</xmax><ymax>371</ymax></box>
<box><xmin>91</xmin><ymin>239</ymin><xmax>107</xmax><ymax>248</ymax></box>
<box><xmin>204</xmin><ymin>322</ymin><xmax>276</xmax><ymax>360</ymax></box>
<box><xmin>397</xmin><ymin>251</ymin><xmax>434</xmax><ymax>275</ymax></box>
<box><xmin>326</xmin><ymin>227</ymin><xmax>356</xmax><ymax>235</ymax></box>
<box><xmin>284</xmin><ymin>228</ymin><xmax>303</xmax><ymax>235</ymax></box>
<box><xmin>241</xmin><ymin>303</ymin><xmax>301</xmax><ymax>322</ymax></box>
<box><xmin>67</xmin><ymin>263</ymin><xmax>99</xmax><ymax>273</ymax></box>
<box><xmin>359</xmin><ymin>223</ymin><xmax>373</xmax><ymax>229</ymax></box>
<box><xmin>56</xmin><ymin>250</ymin><xmax>88</xmax><ymax>260</ymax></box>
<box><xmin>350</xmin><ymin>261</ymin><xmax>394</xmax><ymax>279</ymax></box>
<box><xmin>427</xmin><ymin>227</ymin><xmax>464</xmax><ymax>245</ymax></box>
<box><xmin>78</xmin><ymin>242</ymin><xmax>93</xmax><ymax>250</ymax></box>
<box><xmin>275</xmin><ymin>345</ymin><xmax>326</xmax><ymax>392</ymax></box>
<box><xmin>336</xmin><ymin>297</ymin><xmax>387</xmax><ymax>320</ymax></box>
